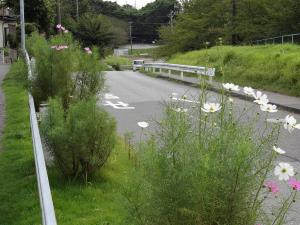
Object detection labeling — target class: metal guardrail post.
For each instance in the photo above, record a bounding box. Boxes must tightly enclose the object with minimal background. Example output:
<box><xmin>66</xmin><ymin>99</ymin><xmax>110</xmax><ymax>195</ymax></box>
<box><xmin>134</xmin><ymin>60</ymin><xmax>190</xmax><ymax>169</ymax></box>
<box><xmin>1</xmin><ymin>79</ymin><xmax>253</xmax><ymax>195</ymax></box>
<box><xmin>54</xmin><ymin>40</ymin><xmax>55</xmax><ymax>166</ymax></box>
<box><xmin>24</xmin><ymin>50</ymin><xmax>57</xmax><ymax>225</ymax></box>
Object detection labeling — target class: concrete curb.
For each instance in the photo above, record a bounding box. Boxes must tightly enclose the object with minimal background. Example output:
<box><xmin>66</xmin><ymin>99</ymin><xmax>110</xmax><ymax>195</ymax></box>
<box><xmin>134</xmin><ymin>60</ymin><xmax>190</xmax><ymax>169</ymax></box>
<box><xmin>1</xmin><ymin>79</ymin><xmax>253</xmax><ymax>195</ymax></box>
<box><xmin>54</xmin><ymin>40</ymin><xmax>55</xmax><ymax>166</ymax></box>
<box><xmin>154</xmin><ymin>74</ymin><xmax>300</xmax><ymax>114</ymax></box>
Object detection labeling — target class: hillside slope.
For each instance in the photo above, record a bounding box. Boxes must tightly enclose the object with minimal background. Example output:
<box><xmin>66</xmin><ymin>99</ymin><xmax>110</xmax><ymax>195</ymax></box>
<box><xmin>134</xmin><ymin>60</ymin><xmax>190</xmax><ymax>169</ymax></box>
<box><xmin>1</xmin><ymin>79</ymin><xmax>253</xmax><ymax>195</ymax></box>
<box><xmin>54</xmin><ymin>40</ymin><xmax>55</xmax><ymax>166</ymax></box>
<box><xmin>168</xmin><ymin>44</ymin><xmax>300</xmax><ymax>96</ymax></box>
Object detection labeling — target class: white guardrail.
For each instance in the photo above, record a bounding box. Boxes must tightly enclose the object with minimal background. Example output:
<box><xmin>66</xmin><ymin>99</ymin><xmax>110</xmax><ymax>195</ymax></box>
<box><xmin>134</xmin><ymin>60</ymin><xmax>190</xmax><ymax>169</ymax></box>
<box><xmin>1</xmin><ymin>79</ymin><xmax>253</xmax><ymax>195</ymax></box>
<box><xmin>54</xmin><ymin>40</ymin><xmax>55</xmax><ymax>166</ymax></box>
<box><xmin>24</xmin><ymin>50</ymin><xmax>57</xmax><ymax>225</ymax></box>
<box><xmin>143</xmin><ymin>63</ymin><xmax>215</xmax><ymax>82</ymax></box>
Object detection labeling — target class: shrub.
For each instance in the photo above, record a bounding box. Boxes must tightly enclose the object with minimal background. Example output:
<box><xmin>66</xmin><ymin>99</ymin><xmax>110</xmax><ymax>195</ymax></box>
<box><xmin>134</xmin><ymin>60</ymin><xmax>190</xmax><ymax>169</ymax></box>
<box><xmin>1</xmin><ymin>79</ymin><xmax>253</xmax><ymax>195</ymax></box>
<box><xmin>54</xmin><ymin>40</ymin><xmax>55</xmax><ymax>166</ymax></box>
<box><xmin>122</xmin><ymin>86</ymin><xmax>298</xmax><ymax>225</ymax></box>
<box><xmin>28</xmin><ymin>32</ymin><xmax>104</xmax><ymax>110</ymax></box>
<box><xmin>73</xmin><ymin>48</ymin><xmax>105</xmax><ymax>100</ymax></box>
<box><xmin>27</xmin><ymin>32</ymin><xmax>53</xmax><ymax>107</ymax></box>
<box><xmin>41</xmin><ymin>99</ymin><xmax>116</xmax><ymax>180</ymax></box>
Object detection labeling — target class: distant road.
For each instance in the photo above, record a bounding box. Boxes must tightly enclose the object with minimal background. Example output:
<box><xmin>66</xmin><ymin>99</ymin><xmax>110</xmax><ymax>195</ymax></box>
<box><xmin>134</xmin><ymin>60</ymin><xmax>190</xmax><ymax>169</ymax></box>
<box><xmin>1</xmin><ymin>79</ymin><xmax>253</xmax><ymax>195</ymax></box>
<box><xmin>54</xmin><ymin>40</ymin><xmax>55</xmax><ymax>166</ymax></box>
<box><xmin>120</xmin><ymin>44</ymin><xmax>159</xmax><ymax>49</ymax></box>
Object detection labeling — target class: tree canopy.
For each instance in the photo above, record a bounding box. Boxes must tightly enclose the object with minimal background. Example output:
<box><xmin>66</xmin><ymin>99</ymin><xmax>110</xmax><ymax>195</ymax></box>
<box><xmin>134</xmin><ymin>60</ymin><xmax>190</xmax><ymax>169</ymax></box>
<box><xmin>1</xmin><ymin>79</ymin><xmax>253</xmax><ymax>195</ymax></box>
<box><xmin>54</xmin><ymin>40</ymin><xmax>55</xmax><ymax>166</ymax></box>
<box><xmin>159</xmin><ymin>0</ymin><xmax>300</xmax><ymax>55</ymax></box>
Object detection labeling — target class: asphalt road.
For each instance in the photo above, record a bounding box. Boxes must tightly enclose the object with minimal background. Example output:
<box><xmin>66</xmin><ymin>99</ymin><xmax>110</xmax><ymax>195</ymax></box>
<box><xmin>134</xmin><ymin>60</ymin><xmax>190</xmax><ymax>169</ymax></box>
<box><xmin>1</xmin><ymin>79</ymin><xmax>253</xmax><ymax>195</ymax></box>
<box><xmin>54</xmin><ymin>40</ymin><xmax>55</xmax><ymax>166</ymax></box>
<box><xmin>102</xmin><ymin>70</ymin><xmax>300</xmax><ymax>224</ymax></box>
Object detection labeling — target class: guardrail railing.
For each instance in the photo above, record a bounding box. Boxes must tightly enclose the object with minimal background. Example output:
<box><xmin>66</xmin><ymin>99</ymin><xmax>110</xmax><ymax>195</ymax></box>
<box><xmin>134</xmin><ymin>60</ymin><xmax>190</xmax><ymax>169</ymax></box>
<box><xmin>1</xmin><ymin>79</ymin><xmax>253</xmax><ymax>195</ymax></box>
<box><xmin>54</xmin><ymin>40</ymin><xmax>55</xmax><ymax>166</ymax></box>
<box><xmin>143</xmin><ymin>63</ymin><xmax>215</xmax><ymax>82</ymax></box>
<box><xmin>251</xmin><ymin>33</ymin><xmax>300</xmax><ymax>45</ymax></box>
<box><xmin>24</xmin><ymin>50</ymin><xmax>57</xmax><ymax>225</ymax></box>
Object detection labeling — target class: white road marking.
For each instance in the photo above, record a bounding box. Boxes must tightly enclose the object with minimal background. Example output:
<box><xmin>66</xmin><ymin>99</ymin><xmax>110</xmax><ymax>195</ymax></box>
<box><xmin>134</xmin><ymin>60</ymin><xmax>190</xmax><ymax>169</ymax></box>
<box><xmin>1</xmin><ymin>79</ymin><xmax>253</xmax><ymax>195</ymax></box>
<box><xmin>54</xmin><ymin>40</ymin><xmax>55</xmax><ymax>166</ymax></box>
<box><xmin>105</xmin><ymin>93</ymin><xmax>120</xmax><ymax>100</ymax></box>
<box><xmin>103</xmin><ymin>101</ymin><xmax>135</xmax><ymax>110</ymax></box>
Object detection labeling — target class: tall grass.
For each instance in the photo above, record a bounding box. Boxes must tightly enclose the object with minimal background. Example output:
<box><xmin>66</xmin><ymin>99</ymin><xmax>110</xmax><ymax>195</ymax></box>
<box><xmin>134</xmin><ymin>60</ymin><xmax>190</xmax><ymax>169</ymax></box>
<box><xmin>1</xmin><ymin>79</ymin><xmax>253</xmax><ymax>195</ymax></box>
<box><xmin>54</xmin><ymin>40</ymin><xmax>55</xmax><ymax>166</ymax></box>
<box><xmin>168</xmin><ymin>44</ymin><xmax>300</xmax><ymax>96</ymax></box>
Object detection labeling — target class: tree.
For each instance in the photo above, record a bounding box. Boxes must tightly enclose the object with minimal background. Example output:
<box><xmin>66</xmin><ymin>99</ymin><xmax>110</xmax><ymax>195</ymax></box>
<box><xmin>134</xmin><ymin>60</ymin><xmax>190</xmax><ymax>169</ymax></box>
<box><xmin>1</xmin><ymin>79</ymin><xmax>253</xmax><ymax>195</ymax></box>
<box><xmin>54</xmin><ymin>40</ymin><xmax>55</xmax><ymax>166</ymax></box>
<box><xmin>73</xmin><ymin>13</ymin><xmax>113</xmax><ymax>51</ymax></box>
<box><xmin>4</xmin><ymin>0</ymin><xmax>56</xmax><ymax>32</ymax></box>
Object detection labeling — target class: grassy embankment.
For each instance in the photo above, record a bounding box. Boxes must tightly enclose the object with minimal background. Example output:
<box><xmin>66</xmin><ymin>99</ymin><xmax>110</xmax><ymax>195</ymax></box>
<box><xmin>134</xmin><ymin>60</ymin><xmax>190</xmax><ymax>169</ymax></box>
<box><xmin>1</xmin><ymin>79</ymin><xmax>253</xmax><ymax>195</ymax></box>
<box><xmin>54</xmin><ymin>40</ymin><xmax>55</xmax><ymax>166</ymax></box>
<box><xmin>0</xmin><ymin>61</ymin><xmax>133</xmax><ymax>225</ymax></box>
<box><xmin>0</xmin><ymin>61</ymin><xmax>40</xmax><ymax>224</ymax></box>
<box><xmin>168</xmin><ymin>44</ymin><xmax>300</xmax><ymax>96</ymax></box>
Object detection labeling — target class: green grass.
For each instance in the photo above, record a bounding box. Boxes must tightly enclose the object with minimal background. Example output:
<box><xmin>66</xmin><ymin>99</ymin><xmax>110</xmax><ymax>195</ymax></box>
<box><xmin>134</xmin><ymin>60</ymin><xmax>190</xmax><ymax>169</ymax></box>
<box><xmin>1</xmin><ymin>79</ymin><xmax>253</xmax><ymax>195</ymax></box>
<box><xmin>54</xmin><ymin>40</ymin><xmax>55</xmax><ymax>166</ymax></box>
<box><xmin>0</xmin><ymin>61</ymin><xmax>134</xmax><ymax>225</ymax></box>
<box><xmin>49</xmin><ymin>140</ymin><xmax>131</xmax><ymax>225</ymax></box>
<box><xmin>129</xmin><ymin>48</ymin><xmax>158</xmax><ymax>59</ymax></box>
<box><xmin>104</xmin><ymin>55</ymin><xmax>132</xmax><ymax>66</ymax></box>
<box><xmin>168</xmin><ymin>44</ymin><xmax>300</xmax><ymax>96</ymax></box>
<box><xmin>0</xmin><ymin>61</ymin><xmax>40</xmax><ymax>225</ymax></box>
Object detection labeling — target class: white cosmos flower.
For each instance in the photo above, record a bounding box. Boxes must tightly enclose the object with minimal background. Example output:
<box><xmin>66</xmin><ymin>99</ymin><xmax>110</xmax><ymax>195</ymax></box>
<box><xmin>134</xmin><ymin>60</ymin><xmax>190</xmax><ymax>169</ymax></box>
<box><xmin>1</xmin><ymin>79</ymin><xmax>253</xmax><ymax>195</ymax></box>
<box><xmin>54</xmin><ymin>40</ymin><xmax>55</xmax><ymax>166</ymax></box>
<box><xmin>223</xmin><ymin>83</ymin><xmax>240</xmax><ymax>91</ymax></box>
<box><xmin>174</xmin><ymin>108</ymin><xmax>188</xmax><ymax>113</ymax></box>
<box><xmin>274</xmin><ymin>162</ymin><xmax>294</xmax><ymax>181</ymax></box>
<box><xmin>284</xmin><ymin>115</ymin><xmax>300</xmax><ymax>133</ymax></box>
<box><xmin>260</xmin><ymin>104</ymin><xmax>278</xmax><ymax>113</ymax></box>
<box><xmin>273</xmin><ymin>146</ymin><xmax>286</xmax><ymax>154</ymax></box>
<box><xmin>137</xmin><ymin>121</ymin><xmax>149</xmax><ymax>128</ymax></box>
<box><xmin>243</xmin><ymin>87</ymin><xmax>255</xmax><ymax>96</ymax></box>
<box><xmin>201</xmin><ymin>103</ymin><xmax>222</xmax><ymax>113</ymax></box>
<box><xmin>253</xmin><ymin>91</ymin><xmax>269</xmax><ymax>105</ymax></box>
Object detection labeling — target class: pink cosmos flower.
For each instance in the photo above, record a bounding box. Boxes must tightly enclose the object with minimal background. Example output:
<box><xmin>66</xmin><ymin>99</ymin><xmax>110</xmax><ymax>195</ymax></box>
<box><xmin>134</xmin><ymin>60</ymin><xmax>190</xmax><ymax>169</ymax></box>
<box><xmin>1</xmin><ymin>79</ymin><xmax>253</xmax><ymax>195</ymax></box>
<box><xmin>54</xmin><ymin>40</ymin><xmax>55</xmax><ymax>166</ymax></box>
<box><xmin>265</xmin><ymin>181</ymin><xmax>279</xmax><ymax>194</ymax></box>
<box><xmin>56</xmin><ymin>24</ymin><xmax>62</xmax><ymax>29</ymax></box>
<box><xmin>288</xmin><ymin>178</ymin><xmax>300</xmax><ymax>191</ymax></box>
<box><xmin>84</xmin><ymin>47</ymin><xmax>92</xmax><ymax>54</ymax></box>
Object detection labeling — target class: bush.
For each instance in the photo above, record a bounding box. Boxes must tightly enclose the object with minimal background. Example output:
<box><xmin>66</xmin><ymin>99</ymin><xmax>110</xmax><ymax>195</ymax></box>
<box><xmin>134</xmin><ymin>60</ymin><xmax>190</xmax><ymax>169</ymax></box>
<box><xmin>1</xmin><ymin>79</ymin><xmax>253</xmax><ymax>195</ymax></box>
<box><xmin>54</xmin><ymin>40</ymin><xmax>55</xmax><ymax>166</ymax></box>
<box><xmin>27</xmin><ymin>32</ymin><xmax>104</xmax><ymax>110</ymax></box>
<box><xmin>73</xmin><ymin>48</ymin><xmax>105</xmax><ymax>100</ymax></box>
<box><xmin>41</xmin><ymin>99</ymin><xmax>116</xmax><ymax>180</ymax></box>
<box><xmin>122</xmin><ymin>88</ymin><xmax>291</xmax><ymax>225</ymax></box>
<box><xmin>27</xmin><ymin>32</ymin><xmax>53</xmax><ymax>107</ymax></box>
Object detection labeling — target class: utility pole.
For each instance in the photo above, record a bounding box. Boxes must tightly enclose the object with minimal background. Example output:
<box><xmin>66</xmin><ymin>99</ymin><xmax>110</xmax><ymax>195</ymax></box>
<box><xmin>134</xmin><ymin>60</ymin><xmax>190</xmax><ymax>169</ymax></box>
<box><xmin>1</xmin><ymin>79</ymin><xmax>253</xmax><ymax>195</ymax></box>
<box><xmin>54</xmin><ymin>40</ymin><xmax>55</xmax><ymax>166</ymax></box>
<box><xmin>75</xmin><ymin>0</ymin><xmax>79</xmax><ymax>20</ymax></box>
<box><xmin>129</xmin><ymin>22</ymin><xmax>133</xmax><ymax>54</ymax></box>
<box><xmin>20</xmin><ymin>0</ymin><xmax>26</xmax><ymax>51</ymax></box>
<box><xmin>169</xmin><ymin>10</ymin><xmax>175</xmax><ymax>32</ymax></box>
<box><xmin>231</xmin><ymin>0</ymin><xmax>237</xmax><ymax>45</ymax></box>
<box><xmin>57</xmin><ymin>0</ymin><xmax>62</xmax><ymax>25</ymax></box>
<box><xmin>169</xmin><ymin>4</ymin><xmax>179</xmax><ymax>32</ymax></box>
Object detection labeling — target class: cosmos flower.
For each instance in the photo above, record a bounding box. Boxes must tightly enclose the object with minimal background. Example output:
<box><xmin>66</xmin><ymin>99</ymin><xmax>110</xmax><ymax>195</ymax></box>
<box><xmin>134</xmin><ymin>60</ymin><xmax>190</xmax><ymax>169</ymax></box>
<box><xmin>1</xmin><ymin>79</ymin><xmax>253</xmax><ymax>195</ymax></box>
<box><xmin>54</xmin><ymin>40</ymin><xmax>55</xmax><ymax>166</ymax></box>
<box><xmin>274</xmin><ymin>162</ymin><xmax>294</xmax><ymax>181</ymax></box>
<box><xmin>137</xmin><ymin>121</ymin><xmax>149</xmax><ymax>129</ymax></box>
<box><xmin>260</xmin><ymin>104</ymin><xmax>278</xmax><ymax>113</ymax></box>
<box><xmin>273</xmin><ymin>146</ymin><xmax>286</xmax><ymax>154</ymax></box>
<box><xmin>265</xmin><ymin>181</ymin><xmax>279</xmax><ymax>194</ymax></box>
<box><xmin>243</xmin><ymin>86</ymin><xmax>255</xmax><ymax>96</ymax></box>
<box><xmin>201</xmin><ymin>103</ymin><xmax>222</xmax><ymax>113</ymax></box>
<box><xmin>223</xmin><ymin>83</ymin><xmax>240</xmax><ymax>91</ymax></box>
<box><xmin>284</xmin><ymin>115</ymin><xmax>300</xmax><ymax>133</ymax></box>
<box><xmin>288</xmin><ymin>178</ymin><xmax>300</xmax><ymax>191</ymax></box>
<box><xmin>253</xmin><ymin>91</ymin><xmax>269</xmax><ymax>105</ymax></box>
